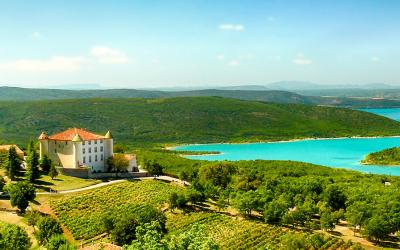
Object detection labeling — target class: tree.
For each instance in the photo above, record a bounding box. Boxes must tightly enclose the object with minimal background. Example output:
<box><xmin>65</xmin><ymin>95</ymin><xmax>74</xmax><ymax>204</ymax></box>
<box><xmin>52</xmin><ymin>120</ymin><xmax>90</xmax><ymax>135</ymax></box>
<box><xmin>217</xmin><ymin>195</ymin><xmax>227</xmax><ymax>211</ymax></box>
<box><xmin>199</xmin><ymin>163</ymin><xmax>236</xmax><ymax>189</ymax></box>
<box><xmin>320</xmin><ymin>212</ymin><xmax>335</xmax><ymax>231</ymax></box>
<box><xmin>25</xmin><ymin>210</ymin><xmax>43</xmax><ymax>232</ymax></box>
<box><xmin>264</xmin><ymin>199</ymin><xmax>288</xmax><ymax>224</ymax></box>
<box><xmin>110</xmin><ymin>215</ymin><xmax>138</xmax><ymax>246</ymax></box>
<box><xmin>363</xmin><ymin>215</ymin><xmax>391</xmax><ymax>243</ymax></box>
<box><xmin>25</xmin><ymin>140</ymin><xmax>40</xmax><ymax>182</ymax></box>
<box><xmin>233</xmin><ymin>190</ymin><xmax>261</xmax><ymax>216</ymax></box>
<box><xmin>40</xmin><ymin>154</ymin><xmax>52</xmax><ymax>173</ymax></box>
<box><xmin>145</xmin><ymin>160</ymin><xmax>163</xmax><ymax>176</ymax></box>
<box><xmin>48</xmin><ymin>164</ymin><xmax>58</xmax><ymax>180</ymax></box>
<box><xmin>0</xmin><ymin>223</ymin><xmax>31</xmax><ymax>250</ymax></box>
<box><xmin>125</xmin><ymin>221</ymin><xmax>167</xmax><ymax>250</ymax></box>
<box><xmin>323</xmin><ymin>185</ymin><xmax>347</xmax><ymax>211</ymax></box>
<box><xmin>35</xmin><ymin>216</ymin><xmax>63</xmax><ymax>244</ymax></box>
<box><xmin>345</xmin><ymin>201</ymin><xmax>372</xmax><ymax>232</ymax></box>
<box><xmin>0</xmin><ymin>176</ymin><xmax>5</xmax><ymax>191</ymax></box>
<box><xmin>7</xmin><ymin>181</ymin><xmax>36</xmax><ymax>213</ymax></box>
<box><xmin>4</xmin><ymin>146</ymin><xmax>21</xmax><ymax>180</ymax></box>
<box><xmin>107</xmin><ymin>154</ymin><xmax>129</xmax><ymax>173</ymax></box>
<box><xmin>45</xmin><ymin>234</ymin><xmax>74</xmax><ymax>250</ymax></box>
<box><xmin>168</xmin><ymin>223</ymin><xmax>219</xmax><ymax>250</ymax></box>
<box><xmin>169</xmin><ymin>192</ymin><xmax>178</xmax><ymax>211</ymax></box>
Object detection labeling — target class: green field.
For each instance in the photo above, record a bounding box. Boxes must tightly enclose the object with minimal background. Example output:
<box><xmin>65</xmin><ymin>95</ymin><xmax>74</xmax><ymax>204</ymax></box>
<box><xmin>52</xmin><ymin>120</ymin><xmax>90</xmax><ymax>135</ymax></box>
<box><xmin>0</xmin><ymin>97</ymin><xmax>399</xmax><ymax>147</ymax></box>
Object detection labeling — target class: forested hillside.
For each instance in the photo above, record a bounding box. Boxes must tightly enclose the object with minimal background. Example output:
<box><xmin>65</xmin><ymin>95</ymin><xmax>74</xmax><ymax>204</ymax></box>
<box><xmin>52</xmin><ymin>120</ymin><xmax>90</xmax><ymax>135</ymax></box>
<box><xmin>1</xmin><ymin>86</ymin><xmax>400</xmax><ymax>108</ymax></box>
<box><xmin>0</xmin><ymin>97</ymin><xmax>399</xmax><ymax>146</ymax></box>
<box><xmin>363</xmin><ymin>147</ymin><xmax>400</xmax><ymax>166</ymax></box>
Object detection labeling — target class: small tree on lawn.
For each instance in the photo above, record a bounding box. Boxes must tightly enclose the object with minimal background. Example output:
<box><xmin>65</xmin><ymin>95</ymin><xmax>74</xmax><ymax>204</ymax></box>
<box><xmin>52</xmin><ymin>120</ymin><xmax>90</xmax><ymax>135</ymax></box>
<box><xmin>7</xmin><ymin>181</ymin><xmax>36</xmax><ymax>213</ymax></box>
<box><xmin>48</xmin><ymin>164</ymin><xmax>58</xmax><ymax>180</ymax></box>
<box><xmin>107</xmin><ymin>154</ymin><xmax>129</xmax><ymax>173</ymax></box>
<box><xmin>40</xmin><ymin>154</ymin><xmax>52</xmax><ymax>173</ymax></box>
<box><xmin>4</xmin><ymin>146</ymin><xmax>21</xmax><ymax>181</ymax></box>
<box><xmin>25</xmin><ymin>140</ymin><xmax>40</xmax><ymax>182</ymax></box>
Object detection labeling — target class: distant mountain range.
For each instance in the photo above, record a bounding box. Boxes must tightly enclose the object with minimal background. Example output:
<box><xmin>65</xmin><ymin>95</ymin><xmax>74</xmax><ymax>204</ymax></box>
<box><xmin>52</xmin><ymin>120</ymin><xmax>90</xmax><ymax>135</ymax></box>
<box><xmin>0</xmin><ymin>86</ymin><xmax>400</xmax><ymax>108</ymax></box>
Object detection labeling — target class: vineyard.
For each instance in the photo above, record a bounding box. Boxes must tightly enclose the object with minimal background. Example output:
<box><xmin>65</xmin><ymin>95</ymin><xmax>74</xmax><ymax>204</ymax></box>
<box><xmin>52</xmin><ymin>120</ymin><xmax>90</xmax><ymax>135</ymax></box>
<box><xmin>49</xmin><ymin>180</ymin><xmax>184</xmax><ymax>239</ymax></box>
<box><xmin>166</xmin><ymin>212</ymin><xmax>355</xmax><ymax>250</ymax></box>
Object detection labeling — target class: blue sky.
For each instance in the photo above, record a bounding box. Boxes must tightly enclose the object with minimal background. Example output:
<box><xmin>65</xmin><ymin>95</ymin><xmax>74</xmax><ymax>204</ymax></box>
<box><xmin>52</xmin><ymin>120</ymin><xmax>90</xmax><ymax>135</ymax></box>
<box><xmin>0</xmin><ymin>0</ymin><xmax>399</xmax><ymax>88</ymax></box>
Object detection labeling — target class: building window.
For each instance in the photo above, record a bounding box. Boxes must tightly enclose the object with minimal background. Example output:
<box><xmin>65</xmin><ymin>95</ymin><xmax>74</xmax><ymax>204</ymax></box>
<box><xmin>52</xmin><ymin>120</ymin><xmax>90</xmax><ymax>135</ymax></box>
<box><xmin>83</xmin><ymin>141</ymin><xmax>86</xmax><ymax>145</ymax></box>
<box><xmin>95</xmin><ymin>147</ymin><xmax>98</xmax><ymax>153</ymax></box>
<box><xmin>89</xmin><ymin>156</ymin><xmax>92</xmax><ymax>162</ymax></box>
<box><xmin>89</xmin><ymin>141</ymin><xmax>92</xmax><ymax>145</ymax></box>
<box><xmin>82</xmin><ymin>148</ymin><xmax>85</xmax><ymax>154</ymax></box>
<box><xmin>89</xmin><ymin>148</ymin><xmax>92</xmax><ymax>153</ymax></box>
<box><xmin>100</xmin><ymin>140</ymin><xmax>103</xmax><ymax>144</ymax></box>
<box><xmin>95</xmin><ymin>140</ymin><xmax>97</xmax><ymax>144</ymax></box>
<box><xmin>54</xmin><ymin>148</ymin><xmax>57</xmax><ymax>153</ymax></box>
<box><xmin>100</xmin><ymin>146</ymin><xmax>103</xmax><ymax>152</ymax></box>
<box><xmin>95</xmin><ymin>155</ymin><xmax>98</xmax><ymax>162</ymax></box>
<box><xmin>101</xmin><ymin>154</ymin><xmax>103</xmax><ymax>161</ymax></box>
<box><xmin>83</xmin><ymin>156</ymin><xmax>86</xmax><ymax>163</ymax></box>
<box><xmin>65</xmin><ymin>141</ymin><xmax>68</xmax><ymax>145</ymax></box>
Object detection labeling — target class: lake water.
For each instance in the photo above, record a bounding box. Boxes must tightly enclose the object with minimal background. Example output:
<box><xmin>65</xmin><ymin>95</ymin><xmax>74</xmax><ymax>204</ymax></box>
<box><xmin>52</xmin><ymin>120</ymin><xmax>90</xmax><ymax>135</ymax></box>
<box><xmin>175</xmin><ymin>108</ymin><xmax>400</xmax><ymax>176</ymax></box>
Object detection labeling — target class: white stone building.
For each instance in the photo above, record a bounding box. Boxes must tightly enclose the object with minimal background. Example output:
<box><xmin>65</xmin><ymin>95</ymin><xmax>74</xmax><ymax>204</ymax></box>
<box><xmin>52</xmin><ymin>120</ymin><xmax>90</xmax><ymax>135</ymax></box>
<box><xmin>38</xmin><ymin>128</ymin><xmax>114</xmax><ymax>172</ymax></box>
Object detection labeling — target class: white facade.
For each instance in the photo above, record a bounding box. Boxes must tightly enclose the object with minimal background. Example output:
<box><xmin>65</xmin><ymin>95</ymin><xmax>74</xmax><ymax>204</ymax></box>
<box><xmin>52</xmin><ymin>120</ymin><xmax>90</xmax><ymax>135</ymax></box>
<box><xmin>39</xmin><ymin>128</ymin><xmax>114</xmax><ymax>172</ymax></box>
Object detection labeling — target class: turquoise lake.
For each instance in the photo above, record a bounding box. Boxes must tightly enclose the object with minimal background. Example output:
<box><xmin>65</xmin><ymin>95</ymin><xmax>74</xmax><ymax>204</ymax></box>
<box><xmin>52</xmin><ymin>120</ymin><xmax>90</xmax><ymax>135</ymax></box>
<box><xmin>175</xmin><ymin>108</ymin><xmax>400</xmax><ymax>176</ymax></box>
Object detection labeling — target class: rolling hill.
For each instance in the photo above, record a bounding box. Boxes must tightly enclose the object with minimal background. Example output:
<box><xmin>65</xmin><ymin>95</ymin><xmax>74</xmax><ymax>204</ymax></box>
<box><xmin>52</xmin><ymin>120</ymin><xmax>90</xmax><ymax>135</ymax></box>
<box><xmin>0</xmin><ymin>97</ymin><xmax>399</xmax><ymax>147</ymax></box>
<box><xmin>1</xmin><ymin>86</ymin><xmax>400</xmax><ymax>108</ymax></box>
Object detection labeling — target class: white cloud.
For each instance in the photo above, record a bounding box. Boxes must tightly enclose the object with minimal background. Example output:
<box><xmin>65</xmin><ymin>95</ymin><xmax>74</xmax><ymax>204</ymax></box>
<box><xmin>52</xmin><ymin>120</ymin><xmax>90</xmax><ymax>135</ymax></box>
<box><xmin>228</xmin><ymin>60</ymin><xmax>240</xmax><ymax>67</ymax></box>
<box><xmin>0</xmin><ymin>56</ymin><xmax>86</xmax><ymax>72</ymax></box>
<box><xmin>31</xmin><ymin>32</ymin><xmax>41</xmax><ymax>39</ymax></box>
<box><xmin>217</xmin><ymin>54</ymin><xmax>225</xmax><ymax>61</ymax></box>
<box><xmin>371</xmin><ymin>56</ymin><xmax>380</xmax><ymax>62</ymax></box>
<box><xmin>293</xmin><ymin>53</ymin><xmax>313</xmax><ymax>65</ymax></box>
<box><xmin>219</xmin><ymin>24</ymin><xmax>244</xmax><ymax>31</ymax></box>
<box><xmin>91</xmin><ymin>46</ymin><xmax>130</xmax><ymax>64</ymax></box>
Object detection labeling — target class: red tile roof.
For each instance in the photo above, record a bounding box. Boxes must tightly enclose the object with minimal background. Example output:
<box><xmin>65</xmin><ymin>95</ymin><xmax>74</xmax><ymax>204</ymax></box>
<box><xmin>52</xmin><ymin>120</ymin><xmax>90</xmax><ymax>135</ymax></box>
<box><xmin>48</xmin><ymin>128</ymin><xmax>105</xmax><ymax>141</ymax></box>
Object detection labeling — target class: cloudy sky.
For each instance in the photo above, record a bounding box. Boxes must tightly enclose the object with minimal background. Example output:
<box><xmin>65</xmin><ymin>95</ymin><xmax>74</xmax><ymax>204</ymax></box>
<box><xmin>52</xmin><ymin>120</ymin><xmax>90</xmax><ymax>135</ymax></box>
<box><xmin>0</xmin><ymin>0</ymin><xmax>399</xmax><ymax>88</ymax></box>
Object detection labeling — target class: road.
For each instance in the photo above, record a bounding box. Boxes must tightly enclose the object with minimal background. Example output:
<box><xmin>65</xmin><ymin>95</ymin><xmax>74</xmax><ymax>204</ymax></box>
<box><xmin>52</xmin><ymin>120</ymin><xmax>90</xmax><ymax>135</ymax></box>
<box><xmin>37</xmin><ymin>175</ymin><xmax>189</xmax><ymax>195</ymax></box>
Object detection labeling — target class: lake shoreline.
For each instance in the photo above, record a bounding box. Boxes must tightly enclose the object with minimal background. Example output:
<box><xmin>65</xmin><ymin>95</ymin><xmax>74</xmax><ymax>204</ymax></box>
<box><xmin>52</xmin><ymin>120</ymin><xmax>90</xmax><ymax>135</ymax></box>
<box><xmin>167</xmin><ymin>135</ymin><xmax>400</xmax><ymax>151</ymax></box>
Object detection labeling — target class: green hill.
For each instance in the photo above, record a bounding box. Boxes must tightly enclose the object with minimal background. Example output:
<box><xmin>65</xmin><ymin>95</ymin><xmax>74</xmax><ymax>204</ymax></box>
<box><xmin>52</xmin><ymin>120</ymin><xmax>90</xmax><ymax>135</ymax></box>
<box><xmin>1</xmin><ymin>86</ymin><xmax>400</xmax><ymax>108</ymax></box>
<box><xmin>362</xmin><ymin>147</ymin><xmax>400</xmax><ymax>166</ymax></box>
<box><xmin>0</xmin><ymin>97</ymin><xmax>399</xmax><ymax>147</ymax></box>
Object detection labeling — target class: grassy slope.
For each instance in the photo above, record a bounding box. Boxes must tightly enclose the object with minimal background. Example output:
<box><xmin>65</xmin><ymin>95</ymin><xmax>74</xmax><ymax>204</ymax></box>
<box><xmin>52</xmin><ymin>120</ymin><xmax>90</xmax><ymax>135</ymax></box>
<box><xmin>363</xmin><ymin>147</ymin><xmax>400</xmax><ymax>166</ymax></box>
<box><xmin>0</xmin><ymin>97</ymin><xmax>399</xmax><ymax>147</ymax></box>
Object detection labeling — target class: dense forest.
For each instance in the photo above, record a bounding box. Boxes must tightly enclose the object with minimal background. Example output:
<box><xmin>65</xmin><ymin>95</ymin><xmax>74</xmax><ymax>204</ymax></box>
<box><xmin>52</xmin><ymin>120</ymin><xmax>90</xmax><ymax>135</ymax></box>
<box><xmin>0</xmin><ymin>97</ymin><xmax>399</xmax><ymax>147</ymax></box>
<box><xmin>363</xmin><ymin>147</ymin><xmax>400</xmax><ymax>166</ymax></box>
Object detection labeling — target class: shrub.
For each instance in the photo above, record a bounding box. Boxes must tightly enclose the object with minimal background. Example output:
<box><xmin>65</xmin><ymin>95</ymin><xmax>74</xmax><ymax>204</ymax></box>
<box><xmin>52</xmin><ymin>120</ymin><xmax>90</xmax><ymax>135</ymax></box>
<box><xmin>46</xmin><ymin>234</ymin><xmax>75</xmax><ymax>250</ymax></box>
<box><xmin>36</xmin><ymin>216</ymin><xmax>63</xmax><ymax>244</ymax></box>
<box><xmin>0</xmin><ymin>223</ymin><xmax>31</xmax><ymax>250</ymax></box>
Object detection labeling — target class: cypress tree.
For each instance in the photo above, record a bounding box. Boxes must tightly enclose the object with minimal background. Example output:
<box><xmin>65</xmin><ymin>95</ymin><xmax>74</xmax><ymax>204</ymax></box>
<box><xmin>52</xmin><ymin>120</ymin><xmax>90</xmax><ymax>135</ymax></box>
<box><xmin>25</xmin><ymin>141</ymin><xmax>40</xmax><ymax>182</ymax></box>
<box><xmin>5</xmin><ymin>146</ymin><xmax>21</xmax><ymax>181</ymax></box>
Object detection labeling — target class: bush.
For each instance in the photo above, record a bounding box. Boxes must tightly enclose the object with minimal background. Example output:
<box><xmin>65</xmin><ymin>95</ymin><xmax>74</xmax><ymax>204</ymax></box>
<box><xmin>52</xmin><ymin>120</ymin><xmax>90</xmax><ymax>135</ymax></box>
<box><xmin>46</xmin><ymin>234</ymin><xmax>75</xmax><ymax>250</ymax></box>
<box><xmin>36</xmin><ymin>216</ymin><xmax>63</xmax><ymax>244</ymax></box>
<box><xmin>110</xmin><ymin>215</ymin><xmax>138</xmax><ymax>246</ymax></box>
<box><xmin>7</xmin><ymin>181</ymin><xmax>36</xmax><ymax>213</ymax></box>
<box><xmin>0</xmin><ymin>223</ymin><xmax>31</xmax><ymax>250</ymax></box>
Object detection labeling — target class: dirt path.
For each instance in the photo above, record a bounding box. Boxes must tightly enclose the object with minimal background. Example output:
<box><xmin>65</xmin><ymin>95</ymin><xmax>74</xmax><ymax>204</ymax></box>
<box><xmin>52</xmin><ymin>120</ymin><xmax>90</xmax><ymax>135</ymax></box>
<box><xmin>37</xmin><ymin>175</ymin><xmax>188</xmax><ymax>195</ymax></box>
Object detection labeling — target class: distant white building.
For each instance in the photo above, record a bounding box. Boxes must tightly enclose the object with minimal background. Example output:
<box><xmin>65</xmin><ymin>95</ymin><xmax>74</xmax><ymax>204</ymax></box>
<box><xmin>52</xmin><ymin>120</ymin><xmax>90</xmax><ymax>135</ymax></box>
<box><xmin>38</xmin><ymin>128</ymin><xmax>115</xmax><ymax>172</ymax></box>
